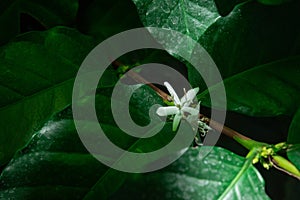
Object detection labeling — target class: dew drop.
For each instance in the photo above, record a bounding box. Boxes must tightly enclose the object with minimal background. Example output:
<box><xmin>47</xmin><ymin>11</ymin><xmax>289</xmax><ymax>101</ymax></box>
<box><xmin>220</xmin><ymin>154</ymin><xmax>225</xmax><ymax>160</ymax></box>
<box><xmin>226</xmin><ymin>155</ymin><xmax>232</xmax><ymax>162</ymax></box>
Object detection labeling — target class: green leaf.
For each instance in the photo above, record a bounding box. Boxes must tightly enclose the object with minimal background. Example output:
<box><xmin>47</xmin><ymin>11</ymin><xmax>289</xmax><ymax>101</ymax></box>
<box><xmin>132</xmin><ymin>0</ymin><xmax>219</xmax><ymax>42</ymax></box>
<box><xmin>191</xmin><ymin>0</ymin><xmax>300</xmax><ymax>88</ymax></box>
<box><xmin>0</xmin><ymin>27</ymin><xmax>94</xmax><ymax>165</ymax></box>
<box><xmin>132</xmin><ymin>0</ymin><xmax>219</xmax><ymax>90</ymax></box>
<box><xmin>0</xmin><ymin>76</ymin><xmax>269</xmax><ymax>199</ymax></box>
<box><xmin>287</xmin><ymin>108</ymin><xmax>300</xmax><ymax>169</ymax></box>
<box><xmin>288</xmin><ymin>109</ymin><xmax>300</xmax><ymax>144</ymax></box>
<box><xmin>20</xmin><ymin>0</ymin><xmax>79</xmax><ymax>28</ymax></box>
<box><xmin>110</xmin><ymin>147</ymin><xmax>269</xmax><ymax>200</ymax></box>
<box><xmin>0</xmin><ymin>83</ymin><xmax>171</xmax><ymax>199</ymax></box>
<box><xmin>133</xmin><ymin>0</ymin><xmax>300</xmax><ymax>89</ymax></box>
<box><xmin>199</xmin><ymin>1</ymin><xmax>300</xmax><ymax>77</ymax></box>
<box><xmin>82</xmin><ymin>84</ymin><xmax>167</xmax><ymax>152</ymax></box>
<box><xmin>0</xmin><ymin>0</ymin><xmax>20</xmax><ymax>45</ymax></box>
<box><xmin>198</xmin><ymin>55</ymin><xmax>300</xmax><ymax>170</ymax></box>
<box><xmin>0</xmin><ymin>99</ymin><xmax>269</xmax><ymax>199</ymax></box>
<box><xmin>198</xmin><ymin>56</ymin><xmax>300</xmax><ymax>117</ymax></box>
<box><xmin>287</xmin><ymin>147</ymin><xmax>300</xmax><ymax>172</ymax></box>
<box><xmin>14</xmin><ymin>26</ymin><xmax>95</xmax><ymax>66</ymax></box>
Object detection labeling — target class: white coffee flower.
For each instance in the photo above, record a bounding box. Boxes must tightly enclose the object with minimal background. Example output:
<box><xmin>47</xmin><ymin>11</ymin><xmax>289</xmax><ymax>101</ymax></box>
<box><xmin>156</xmin><ymin>82</ymin><xmax>200</xmax><ymax>131</ymax></box>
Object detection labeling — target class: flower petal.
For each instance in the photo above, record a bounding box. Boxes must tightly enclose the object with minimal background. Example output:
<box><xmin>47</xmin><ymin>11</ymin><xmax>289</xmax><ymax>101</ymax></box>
<box><xmin>181</xmin><ymin>106</ymin><xmax>199</xmax><ymax>116</ymax></box>
<box><xmin>172</xmin><ymin>113</ymin><xmax>182</xmax><ymax>131</ymax></box>
<box><xmin>164</xmin><ymin>82</ymin><xmax>180</xmax><ymax>105</ymax></box>
<box><xmin>181</xmin><ymin>87</ymin><xmax>199</xmax><ymax>106</ymax></box>
<box><xmin>156</xmin><ymin>106</ymin><xmax>179</xmax><ymax>116</ymax></box>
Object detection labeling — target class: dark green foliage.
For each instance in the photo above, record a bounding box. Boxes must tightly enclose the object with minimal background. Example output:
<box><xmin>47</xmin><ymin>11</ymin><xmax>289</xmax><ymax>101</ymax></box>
<box><xmin>0</xmin><ymin>27</ymin><xmax>94</xmax><ymax>165</ymax></box>
<box><xmin>0</xmin><ymin>0</ymin><xmax>300</xmax><ymax>199</ymax></box>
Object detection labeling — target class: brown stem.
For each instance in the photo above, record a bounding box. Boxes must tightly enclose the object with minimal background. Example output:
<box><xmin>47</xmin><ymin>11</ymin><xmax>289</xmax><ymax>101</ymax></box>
<box><xmin>198</xmin><ymin>114</ymin><xmax>250</xmax><ymax>139</ymax></box>
<box><xmin>207</xmin><ymin>118</ymin><xmax>251</xmax><ymax>140</ymax></box>
<box><xmin>112</xmin><ymin>61</ymin><xmax>251</xmax><ymax>140</ymax></box>
<box><xmin>112</xmin><ymin>61</ymin><xmax>173</xmax><ymax>101</ymax></box>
